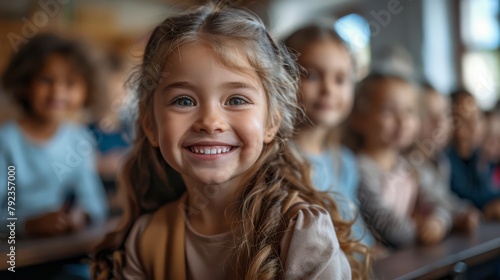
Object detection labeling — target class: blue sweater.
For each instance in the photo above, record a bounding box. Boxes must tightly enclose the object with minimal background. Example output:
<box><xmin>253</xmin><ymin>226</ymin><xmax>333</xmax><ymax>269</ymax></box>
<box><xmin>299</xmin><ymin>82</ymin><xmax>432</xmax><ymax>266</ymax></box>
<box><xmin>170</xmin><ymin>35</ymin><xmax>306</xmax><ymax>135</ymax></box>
<box><xmin>447</xmin><ymin>147</ymin><xmax>500</xmax><ymax>209</ymax></box>
<box><xmin>0</xmin><ymin>121</ymin><xmax>108</xmax><ymax>236</ymax></box>
<box><xmin>88</xmin><ymin>121</ymin><xmax>132</xmax><ymax>154</ymax></box>
<box><xmin>306</xmin><ymin>146</ymin><xmax>374</xmax><ymax>246</ymax></box>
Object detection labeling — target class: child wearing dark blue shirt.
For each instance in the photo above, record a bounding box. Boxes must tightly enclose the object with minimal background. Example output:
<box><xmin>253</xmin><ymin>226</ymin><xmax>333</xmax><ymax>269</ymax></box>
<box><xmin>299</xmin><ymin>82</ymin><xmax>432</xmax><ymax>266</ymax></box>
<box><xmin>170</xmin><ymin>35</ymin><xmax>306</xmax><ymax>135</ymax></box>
<box><xmin>448</xmin><ymin>89</ymin><xmax>500</xmax><ymax>220</ymax></box>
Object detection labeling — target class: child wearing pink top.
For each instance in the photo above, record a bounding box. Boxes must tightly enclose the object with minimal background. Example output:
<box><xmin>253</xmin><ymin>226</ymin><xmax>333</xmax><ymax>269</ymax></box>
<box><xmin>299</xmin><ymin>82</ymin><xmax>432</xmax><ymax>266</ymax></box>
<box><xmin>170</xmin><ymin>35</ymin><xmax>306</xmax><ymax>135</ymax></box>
<box><xmin>347</xmin><ymin>73</ymin><xmax>452</xmax><ymax>249</ymax></box>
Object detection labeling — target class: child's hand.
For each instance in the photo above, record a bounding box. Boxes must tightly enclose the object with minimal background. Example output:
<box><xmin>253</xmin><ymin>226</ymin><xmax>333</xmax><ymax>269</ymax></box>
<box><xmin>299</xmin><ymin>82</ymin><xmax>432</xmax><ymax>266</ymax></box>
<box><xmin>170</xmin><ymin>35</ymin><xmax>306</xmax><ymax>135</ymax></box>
<box><xmin>453</xmin><ymin>207</ymin><xmax>480</xmax><ymax>232</ymax></box>
<box><xmin>25</xmin><ymin>207</ymin><xmax>90</xmax><ymax>237</ymax></box>
<box><xmin>417</xmin><ymin>215</ymin><xmax>447</xmax><ymax>245</ymax></box>
<box><xmin>484</xmin><ymin>199</ymin><xmax>500</xmax><ymax>220</ymax></box>
<box><xmin>25</xmin><ymin>211</ymin><xmax>72</xmax><ymax>237</ymax></box>
<box><xmin>68</xmin><ymin>208</ymin><xmax>90</xmax><ymax>232</ymax></box>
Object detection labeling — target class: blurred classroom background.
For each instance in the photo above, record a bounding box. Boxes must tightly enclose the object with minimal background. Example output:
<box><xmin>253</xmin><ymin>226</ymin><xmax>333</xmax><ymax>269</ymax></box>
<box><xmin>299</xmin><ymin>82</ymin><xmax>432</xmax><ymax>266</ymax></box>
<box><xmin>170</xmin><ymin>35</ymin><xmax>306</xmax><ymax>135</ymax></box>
<box><xmin>0</xmin><ymin>0</ymin><xmax>499</xmax><ymax>279</ymax></box>
<box><xmin>0</xmin><ymin>0</ymin><xmax>499</xmax><ymax>109</ymax></box>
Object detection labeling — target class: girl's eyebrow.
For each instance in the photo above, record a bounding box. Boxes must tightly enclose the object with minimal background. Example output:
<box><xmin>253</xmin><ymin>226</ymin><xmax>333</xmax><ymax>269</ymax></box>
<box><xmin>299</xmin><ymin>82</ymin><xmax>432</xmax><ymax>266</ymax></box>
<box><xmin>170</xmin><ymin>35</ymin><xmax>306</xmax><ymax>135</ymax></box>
<box><xmin>222</xmin><ymin>82</ymin><xmax>259</xmax><ymax>92</ymax></box>
<box><xmin>161</xmin><ymin>81</ymin><xmax>197</xmax><ymax>92</ymax></box>
<box><xmin>161</xmin><ymin>81</ymin><xmax>259</xmax><ymax>93</ymax></box>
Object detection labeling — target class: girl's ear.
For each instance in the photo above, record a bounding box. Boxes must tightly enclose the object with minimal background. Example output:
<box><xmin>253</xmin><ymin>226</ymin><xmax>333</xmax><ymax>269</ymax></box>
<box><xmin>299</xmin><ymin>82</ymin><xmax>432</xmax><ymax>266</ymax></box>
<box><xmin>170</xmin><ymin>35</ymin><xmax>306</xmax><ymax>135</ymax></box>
<box><xmin>141</xmin><ymin>113</ymin><xmax>159</xmax><ymax>147</ymax></box>
<box><xmin>264</xmin><ymin>113</ymin><xmax>281</xmax><ymax>144</ymax></box>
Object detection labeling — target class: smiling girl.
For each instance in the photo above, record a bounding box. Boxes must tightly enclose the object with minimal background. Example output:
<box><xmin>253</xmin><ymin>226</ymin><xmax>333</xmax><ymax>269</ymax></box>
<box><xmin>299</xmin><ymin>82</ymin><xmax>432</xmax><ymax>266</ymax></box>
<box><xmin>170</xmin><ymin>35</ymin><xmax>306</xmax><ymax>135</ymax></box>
<box><xmin>93</xmin><ymin>4</ymin><xmax>370</xmax><ymax>280</ymax></box>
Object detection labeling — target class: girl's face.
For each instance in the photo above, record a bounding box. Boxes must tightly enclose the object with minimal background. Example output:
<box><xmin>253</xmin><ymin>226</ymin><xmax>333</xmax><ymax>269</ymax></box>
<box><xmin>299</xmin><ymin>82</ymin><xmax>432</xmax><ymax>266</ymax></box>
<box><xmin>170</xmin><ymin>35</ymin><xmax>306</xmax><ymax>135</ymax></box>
<box><xmin>452</xmin><ymin>96</ymin><xmax>482</xmax><ymax>155</ymax></box>
<box><xmin>30</xmin><ymin>55</ymin><xmax>87</xmax><ymax>122</ymax></box>
<box><xmin>298</xmin><ymin>40</ymin><xmax>353</xmax><ymax>128</ymax></box>
<box><xmin>358</xmin><ymin>79</ymin><xmax>420</xmax><ymax>151</ymax></box>
<box><xmin>420</xmin><ymin>91</ymin><xmax>451</xmax><ymax>151</ymax></box>
<box><xmin>482</xmin><ymin>114</ymin><xmax>500</xmax><ymax>162</ymax></box>
<box><xmin>146</xmin><ymin>43</ymin><xmax>276</xmax><ymax>187</ymax></box>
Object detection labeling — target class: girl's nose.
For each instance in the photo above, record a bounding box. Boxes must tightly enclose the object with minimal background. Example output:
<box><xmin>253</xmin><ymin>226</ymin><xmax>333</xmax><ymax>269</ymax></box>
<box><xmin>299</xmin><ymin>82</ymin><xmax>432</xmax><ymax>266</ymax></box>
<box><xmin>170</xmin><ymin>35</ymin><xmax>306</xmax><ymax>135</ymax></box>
<box><xmin>192</xmin><ymin>106</ymin><xmax>229</xmax><ymax>134</ymax></box>
<box><xmin>50</xmin><ymin>80</ymin><xmax>66</xmax><ymax>98</ymax></box>
<box><xmin>395</xmin><ymin>114</ymin><xmax>405</xmax><ymax>128</ymax></box>
<box><xmin>320</xmin><ymin>77</ymin><xmax>335</xmax><ymax>96</ymax></box>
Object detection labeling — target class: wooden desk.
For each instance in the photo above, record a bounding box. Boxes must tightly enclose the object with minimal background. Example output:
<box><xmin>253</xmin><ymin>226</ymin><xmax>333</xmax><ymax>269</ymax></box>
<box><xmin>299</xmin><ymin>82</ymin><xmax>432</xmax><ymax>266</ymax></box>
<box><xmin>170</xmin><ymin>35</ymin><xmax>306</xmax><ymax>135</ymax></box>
<box><xmin>373</xmin><ymin>222</ymin><xmax>500</xmax><ymax>280</ymax></box>
<box><xmin>0</xmin><ymin>218</ymin><xmax>119</xmax><ymax>271</ymax></box>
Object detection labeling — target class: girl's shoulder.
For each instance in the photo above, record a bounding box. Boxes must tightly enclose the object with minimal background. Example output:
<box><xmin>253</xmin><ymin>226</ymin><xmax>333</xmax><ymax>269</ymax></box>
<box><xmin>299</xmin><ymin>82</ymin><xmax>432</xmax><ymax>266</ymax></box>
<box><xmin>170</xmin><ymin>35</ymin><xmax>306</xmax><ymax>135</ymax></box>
<box><xmin>122</xmin><ymin>195</ymin><xmax>190</xmax><ymax>279</ymax></box>
<box><xmin>127</xmin><ymin>195</ymin><xmax>187</xmax><ymax>244</ymax></box>
<box><xmin>281</xmin><ymin>197</ymin><xmax>337</xmax><ymax>251</ymax></box>
<box><xmin>338</xmin><ymin>145</ymin><xmax>358</xmax><ymax>171</ymax></box>
<box><xmin>339</xmin><ymin>145</ymin><xmax>356</xmax><ymax>161</ymax></box>
<box><xmin>0</xmin><ymin>119</ymin><xmax>17</xmax><ymax>135</ymax></box>
<box><xmin>60</xmin><ymin>121</ymin><xmax>94</xmax><ymax>139</ymax></box>
<box><xmin>356</xmin><ymin>153</ymin><xmax>380</xmax><ymax>174</ymax></box>
<box><xmin>123</xmin><ymin>213</ymin><xmax>153</xmax><ymax>278</ymax></box>
<box><xmin>0</xmin><ymin>120</ymin><xmax>22</xmax><ymax>148</ymax></box>
<box><xmin>280</xmin><ymin>203</ymin><xmax>351</xmax><ymax>279</ymax></box>
<box><xmin>285</xmin><ymin>203</ymin><xmax>333</xmax><ymax>230</ymax></box>
<box><xmin>126</xmin><ymin>213</ymin><xmax>154</xmax><ymax>249</ymax></box>
<box><xmin>123</xmin><ymin>200</ymin><xmax>181</xmax><ymax>271</ymax></box>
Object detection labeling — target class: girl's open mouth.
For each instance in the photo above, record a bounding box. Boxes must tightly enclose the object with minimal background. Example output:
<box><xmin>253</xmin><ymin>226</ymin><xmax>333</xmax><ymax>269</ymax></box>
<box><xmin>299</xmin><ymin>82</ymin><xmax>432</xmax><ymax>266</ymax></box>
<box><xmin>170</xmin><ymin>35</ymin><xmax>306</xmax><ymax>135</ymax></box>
<box><xmin>186</xmin><ymin>145</ymin><xmax>237</xmax><ymax>157</ymax></box>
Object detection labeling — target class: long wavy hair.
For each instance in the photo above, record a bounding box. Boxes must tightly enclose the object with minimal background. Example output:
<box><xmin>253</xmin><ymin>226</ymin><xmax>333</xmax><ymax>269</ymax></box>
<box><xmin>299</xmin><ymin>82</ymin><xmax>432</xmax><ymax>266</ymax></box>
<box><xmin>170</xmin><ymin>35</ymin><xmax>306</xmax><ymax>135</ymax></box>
<box><xmin>92</xmin><ymin>4</ymin><xmax>371</xmax><ymax>279</ymax></box>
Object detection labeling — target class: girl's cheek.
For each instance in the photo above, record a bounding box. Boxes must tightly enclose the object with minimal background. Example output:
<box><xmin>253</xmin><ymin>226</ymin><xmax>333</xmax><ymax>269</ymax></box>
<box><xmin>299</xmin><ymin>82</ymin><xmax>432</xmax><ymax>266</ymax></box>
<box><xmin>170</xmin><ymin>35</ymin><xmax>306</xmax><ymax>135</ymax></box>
<box><xmin>300</xmin><ymin>83</ymin><xmax>317</xmax><ymax>101</ymax></box>
<box><xmin>74</xmin><ymin>91</ymin><xmax>87</xmax><ymax>109</ymax></box>
<box><xmin>342</xmin><ymin>91</ymin><xmax>354</xmax><ymax>111</ymax></box>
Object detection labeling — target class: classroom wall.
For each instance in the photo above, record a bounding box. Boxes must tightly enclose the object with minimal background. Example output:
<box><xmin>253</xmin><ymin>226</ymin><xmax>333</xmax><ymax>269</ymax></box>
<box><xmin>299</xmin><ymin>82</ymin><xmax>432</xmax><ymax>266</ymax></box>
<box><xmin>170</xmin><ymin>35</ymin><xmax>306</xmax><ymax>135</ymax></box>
<box><xmin>358</xmin><ymin>0</ymin><xmax>425</xmax><ymax>80</ymax></box>
<box><xmin>0</xmin><ymin>0</ymin><xmax>464</xmax><ymax>96</ymax></box>
<box><xmin>265</xmin><ymin>0</ymin><xmax>462</xmax><ymax>92</ymax></box>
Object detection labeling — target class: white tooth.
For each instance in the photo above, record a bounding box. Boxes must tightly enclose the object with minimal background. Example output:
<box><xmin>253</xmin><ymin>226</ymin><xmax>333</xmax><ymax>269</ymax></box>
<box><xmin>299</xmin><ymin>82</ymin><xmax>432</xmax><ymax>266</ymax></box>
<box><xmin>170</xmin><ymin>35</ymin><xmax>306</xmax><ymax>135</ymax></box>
<box><xmin>204</xmin><ymin>148</ymin><xmax>210</xmax><ymax>154</ymax></box>
<box><xmin>217</xmin><ymin>148</ymin><xmax>222</xmax><ymax>154</ymax></box>
<box><xmin>200</xmin><ymin>148</ymin><xmax>204</xmax><ymax>154</ymax></box>
<box><xmin>211</xmin><ymin>148</ymin><xmax>216</xmax><ymax>154</ymax></box>
<box><xmin>222</xmin><ymin>148</ymin><xmax>227</xmax><ymax>153</ymax></box>
<box><xmin>193</xmin><ymin>147</ymin><xmax>197</xmax><ymax>153</ymax></box>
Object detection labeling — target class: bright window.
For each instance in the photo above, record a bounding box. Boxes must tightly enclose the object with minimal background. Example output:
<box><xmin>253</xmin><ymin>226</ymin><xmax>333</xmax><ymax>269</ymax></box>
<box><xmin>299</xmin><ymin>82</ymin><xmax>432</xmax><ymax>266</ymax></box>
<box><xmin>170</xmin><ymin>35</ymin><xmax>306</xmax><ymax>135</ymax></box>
<box><xmin>461</xmin><ymin>0</ymin><xmax>500</xmax><ymax>109</ymax></box>
<box><xmin>335</xmin><ymin>13</ymin><xmax>371</xmax><ymax>79</ymax></box>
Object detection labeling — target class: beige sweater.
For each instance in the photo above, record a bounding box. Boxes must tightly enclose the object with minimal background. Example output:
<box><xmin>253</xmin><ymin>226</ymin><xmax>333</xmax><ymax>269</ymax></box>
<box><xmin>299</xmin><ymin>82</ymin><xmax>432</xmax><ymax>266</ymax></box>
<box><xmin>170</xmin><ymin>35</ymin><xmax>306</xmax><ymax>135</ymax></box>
<box><xmin>123</xmin><ymin>203</ymin><xmax>351</xmax><ymax>279</ymax></box>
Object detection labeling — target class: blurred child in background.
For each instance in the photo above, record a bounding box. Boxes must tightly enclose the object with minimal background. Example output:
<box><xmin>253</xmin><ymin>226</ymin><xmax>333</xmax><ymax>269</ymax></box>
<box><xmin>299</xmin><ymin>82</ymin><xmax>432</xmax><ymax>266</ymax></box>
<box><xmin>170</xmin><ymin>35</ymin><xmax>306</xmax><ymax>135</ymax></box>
<box><xmin>284</xmin><ymin>25</ymin><xmax>373</xmax><ymax>246</ymax></box>
<box><xmin>0</xmin><ymin>34</ymin><xmax>108</xmax><ymax>279</ymax></box>
<box><xmin>414</xmin><ymin>84</ymin><xmax>479</xmax><ymax>232</ymax></box>
<box><xmin>88</xmin><ymin>53</ymin><xmax>133</xmax><ymax>215</ymax></box>
<box><xmin>481</xmin><ymin>111</ymin><xmax>500</xmax><ymax>163</ymax></box>
<box><xmin>0</xmin><ymin>89</ymin><xmax>16</xmax><ymax>123</ymax></box>
<box><xmin>481</xmin><ymin>110</ymin><xmax>500</xmax><ymax>191</ymax></box>
<box><xmin>349</xmin><ymin>73</ymin><xmax>452</xmax><ymax>249</ymax></box>
<box><xmin>448</xmin><ymin>89</ymin><xmax>500</xmax><ymax>220</ymax></box>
